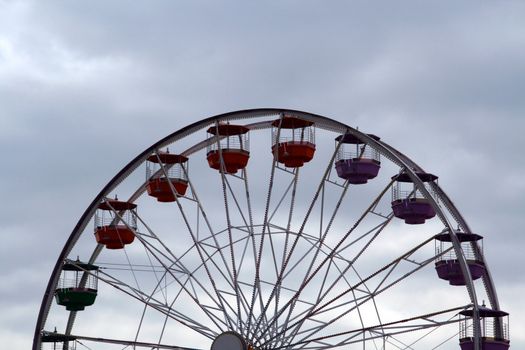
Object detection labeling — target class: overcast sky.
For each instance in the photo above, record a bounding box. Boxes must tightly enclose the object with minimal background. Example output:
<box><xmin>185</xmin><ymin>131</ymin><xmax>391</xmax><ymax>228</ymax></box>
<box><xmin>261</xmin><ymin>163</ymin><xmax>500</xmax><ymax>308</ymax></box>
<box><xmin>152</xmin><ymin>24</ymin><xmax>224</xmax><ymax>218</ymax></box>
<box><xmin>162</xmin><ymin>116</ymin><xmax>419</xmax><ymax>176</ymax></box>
<box><xmin>1</xmin><ymin>1</ymin><xmax>524</xmax><ymax>349</ymax></box>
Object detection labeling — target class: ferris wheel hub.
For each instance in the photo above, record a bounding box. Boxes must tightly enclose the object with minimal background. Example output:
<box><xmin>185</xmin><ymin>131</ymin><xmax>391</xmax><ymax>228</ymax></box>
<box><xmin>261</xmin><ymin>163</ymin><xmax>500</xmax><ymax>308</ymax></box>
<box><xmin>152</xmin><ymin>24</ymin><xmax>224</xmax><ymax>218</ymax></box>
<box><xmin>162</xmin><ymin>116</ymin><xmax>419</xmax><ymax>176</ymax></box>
<box><xmin>211</xmin><ymin>332</ymin><xmax>247</xmax><ymax>350</ymax></box>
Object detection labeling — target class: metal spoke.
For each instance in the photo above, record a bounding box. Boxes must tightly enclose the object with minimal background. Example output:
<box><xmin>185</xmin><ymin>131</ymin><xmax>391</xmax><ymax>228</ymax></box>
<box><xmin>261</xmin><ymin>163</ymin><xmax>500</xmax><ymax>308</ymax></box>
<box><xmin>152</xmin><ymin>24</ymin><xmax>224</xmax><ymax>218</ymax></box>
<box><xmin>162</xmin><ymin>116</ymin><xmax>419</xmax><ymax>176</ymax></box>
<box><xmin>154</xmin><ymin>157</ymin><xmax>238</xmax><ymax>330</ymax></box>
<box><xmin>106</xmin><ymin>206</ymin><xmax>237</xmax><ymax>334</ymax></box>
<box><xmin>213</xmin><ymin>122</ymin><xmax>244</xmax><ymax>334</ymax></box>
<box><xmin>254</xmin><ymin>136</ymin><xmax>345</xmax><ymax>341</ymax></box>
<box><xmin>275</xmin><ymin>235</ymin><xmax>447</xmax><ymax>348</ymax></box>
<box><xmin>276</xmin><ymin>305</ymin><xmax>469</xmax><ymax>350</ymax></box>
<box><xmin>89</xmin><ymin>266</ymin><xmax>218</xmax><ymax>339</ymax></box>
<box><xmin>246</xmin><ymin>114</ymin><xmax>284</xmax><ymax>342</ymax></box>
<box><xmin>259</xmin><ymin>178</ymin><xmax>394</xmax><ymax>346</ymax></box>
<box><xmin>272</xmin><ymin>217</ymin><xmax>392</xmax><ymax>349</ymax></box>
<box><xmin>44</xmin><ymin>331</ymin><xmax>204</xmax><ymax>350</ymax></box>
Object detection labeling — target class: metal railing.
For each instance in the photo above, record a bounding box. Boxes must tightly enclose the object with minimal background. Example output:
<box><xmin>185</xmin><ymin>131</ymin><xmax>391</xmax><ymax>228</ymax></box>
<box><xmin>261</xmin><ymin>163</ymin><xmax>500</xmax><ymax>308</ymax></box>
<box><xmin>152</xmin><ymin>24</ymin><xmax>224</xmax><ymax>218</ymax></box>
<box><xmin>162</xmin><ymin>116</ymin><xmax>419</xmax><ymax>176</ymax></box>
<box><xmin>436</xmin><ymin>242</ymin><xmax>480</xmax><ymax>261</ymax></box>
<box><xmin>392</xmin><ymin>185</ymin><xmax>437</xmax><ymax>202</ymax></box>
<box><xmin>146</xmin><ymin>162</ymin><xmax>187</xmax><ymax>181</ymax></box>
<box><xmin>460</xmin><ymin>318</ymin><xmax>509</xmax><ymax>340</ymax></box>
<box><xmin>57</xmin><ymin>276</ymin><xmax>98</xmax><ymax>290</ymax></box>
<box><xmin>392</xmin><ymin>188</ymin><xmax>422</xmax><ymax>201</ymax></box>
<box><xmin>207</xmin><ymin>134</ymin><xmax>250</xmax><ymax>153</ymax></box>
<box><xmin>94</xmin><ymin>211</ymin><xmax>137</xmax><ymax>230</ymax></box>
<box><xmin>272</xmin><ymin>126</ymin><xmax>315</xmax><ymax>144</ymax></box>
<box><xmin>336</xmin><ymin>147</ymin><xmax>380</xmax><ymax>162</ymax></box>
<box><xmin>41</xmin><ymin>341</ymin><xmax>77</xmax><ymax>350</ymax></box>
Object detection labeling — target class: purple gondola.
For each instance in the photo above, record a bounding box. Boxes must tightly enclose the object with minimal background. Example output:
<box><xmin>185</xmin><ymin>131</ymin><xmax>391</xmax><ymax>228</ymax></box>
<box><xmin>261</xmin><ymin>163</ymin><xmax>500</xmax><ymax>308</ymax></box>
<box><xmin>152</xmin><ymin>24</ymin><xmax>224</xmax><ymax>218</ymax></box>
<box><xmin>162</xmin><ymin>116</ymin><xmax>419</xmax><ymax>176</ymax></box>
<box><xmin>334</xmin><ymin>133</ymin><xmax>381</xmax><ymax>184</ymax></box>
<box><xmin>459</xmin><ymin>307</ymin><xmax>510</xmax><ymax>350</ymax></box>
<box><xmin>391</xmin><ymin>172</ymin><xmax>437</xmax><ymax>224</ymax></box>
<box><xmin>434</xmin><ymin>232</ymin><xmax>485</xmax><ymax>285</ymax></box>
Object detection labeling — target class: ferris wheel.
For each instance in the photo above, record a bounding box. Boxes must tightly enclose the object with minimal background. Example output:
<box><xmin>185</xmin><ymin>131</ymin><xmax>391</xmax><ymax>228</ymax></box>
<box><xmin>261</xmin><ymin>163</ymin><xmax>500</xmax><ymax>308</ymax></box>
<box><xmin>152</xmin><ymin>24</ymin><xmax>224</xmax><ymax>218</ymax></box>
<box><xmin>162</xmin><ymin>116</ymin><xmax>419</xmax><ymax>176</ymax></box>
<box><xmin>34</xmin><ymin>109</ymin><xmax>510</xmax><ymax>350</ymax></box>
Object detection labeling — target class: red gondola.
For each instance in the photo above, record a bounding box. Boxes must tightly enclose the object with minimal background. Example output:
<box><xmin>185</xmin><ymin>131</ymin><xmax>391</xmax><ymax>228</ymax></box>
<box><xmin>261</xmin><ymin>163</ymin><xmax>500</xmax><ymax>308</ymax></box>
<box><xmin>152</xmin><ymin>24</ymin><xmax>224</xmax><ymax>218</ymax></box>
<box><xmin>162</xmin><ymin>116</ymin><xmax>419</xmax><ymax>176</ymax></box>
<box><xmin>94</xmin><ymin>199</ymin><xmax>137</xmax><ymax>249</ymax></box>
<box><xmin>146</xmin><ymin>152</ymin><xmax>189</xmax><ymax>202</ymax></box>
<box><xmin>206</xmin><ymin>124</ymin><xmax>250</xmax><ymax>174</ymax></box>
<box><xmin>271</xmin><ymin>116</ymin><xmax>315</xmax><ymax>168</ymax></box>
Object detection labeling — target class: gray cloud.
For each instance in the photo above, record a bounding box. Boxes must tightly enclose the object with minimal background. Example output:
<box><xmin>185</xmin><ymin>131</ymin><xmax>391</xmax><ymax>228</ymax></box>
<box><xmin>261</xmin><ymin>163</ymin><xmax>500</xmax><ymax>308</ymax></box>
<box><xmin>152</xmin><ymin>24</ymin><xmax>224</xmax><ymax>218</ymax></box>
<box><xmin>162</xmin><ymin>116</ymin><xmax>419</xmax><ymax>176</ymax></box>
<box><xmin>1</xmin><ymin>0</ymin><xmax>524</xmax><ymax>348</ymax></box>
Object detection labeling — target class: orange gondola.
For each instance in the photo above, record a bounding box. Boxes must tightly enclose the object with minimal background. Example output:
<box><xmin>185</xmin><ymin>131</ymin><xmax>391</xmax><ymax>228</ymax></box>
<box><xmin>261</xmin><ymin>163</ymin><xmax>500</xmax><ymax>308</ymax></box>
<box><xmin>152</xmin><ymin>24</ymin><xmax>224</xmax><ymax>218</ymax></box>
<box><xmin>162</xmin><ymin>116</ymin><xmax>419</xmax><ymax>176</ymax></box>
<box><xmin>94</xmin><ymin>198</ymin><xmax>137</xmax><ymax>249</ymax></box>
<box><xmin>271</xmin><ymin>116</ymin><xmax>315</xmax><ymax>168</ymax></box>
<box><xmin>206</xmin><ymin>123</ymin><xmax>250</xmax><ymax>174</ymax></box>
<box><xmin>146</xmin><ymin>152</ymin><xmax>189</xmax><ymax>202</ymax></box>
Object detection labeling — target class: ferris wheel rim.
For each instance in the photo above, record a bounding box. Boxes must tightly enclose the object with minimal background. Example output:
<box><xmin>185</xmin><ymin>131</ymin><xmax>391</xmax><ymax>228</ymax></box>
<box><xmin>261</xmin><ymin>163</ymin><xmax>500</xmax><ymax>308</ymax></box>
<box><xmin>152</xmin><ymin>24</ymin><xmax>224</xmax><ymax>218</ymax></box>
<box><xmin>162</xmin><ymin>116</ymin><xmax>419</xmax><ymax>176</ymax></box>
<box><xmin>34</xmin><ymin>108</ymin><xmax>499</xmax><ymax>350</ymax></box>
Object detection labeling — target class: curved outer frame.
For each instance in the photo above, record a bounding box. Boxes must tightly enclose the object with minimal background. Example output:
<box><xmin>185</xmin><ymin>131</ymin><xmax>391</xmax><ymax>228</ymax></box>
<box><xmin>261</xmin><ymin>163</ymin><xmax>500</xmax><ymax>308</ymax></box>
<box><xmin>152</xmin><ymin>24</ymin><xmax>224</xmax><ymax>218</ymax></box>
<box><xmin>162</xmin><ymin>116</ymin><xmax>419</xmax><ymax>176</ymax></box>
<box><xmin>34</xmin><ymin>108</ymin><xmax>501</xmax><ymax>350</ymax></box>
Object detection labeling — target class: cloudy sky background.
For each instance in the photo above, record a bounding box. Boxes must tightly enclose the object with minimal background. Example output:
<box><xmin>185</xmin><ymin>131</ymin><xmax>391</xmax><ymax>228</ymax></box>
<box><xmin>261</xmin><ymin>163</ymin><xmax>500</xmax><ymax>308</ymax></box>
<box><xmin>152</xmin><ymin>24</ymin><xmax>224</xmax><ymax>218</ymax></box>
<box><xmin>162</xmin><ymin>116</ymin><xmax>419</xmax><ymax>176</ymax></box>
<box><xmin>1</xmin><ymin>0</ymin><xmax>524</xmax><ymax>348</ymax></box>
